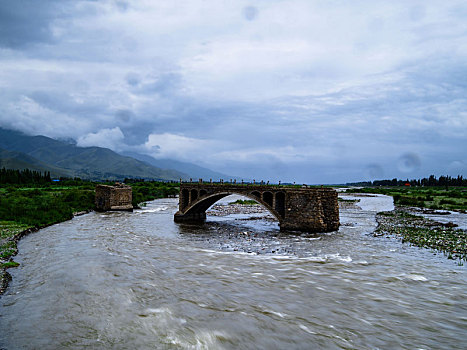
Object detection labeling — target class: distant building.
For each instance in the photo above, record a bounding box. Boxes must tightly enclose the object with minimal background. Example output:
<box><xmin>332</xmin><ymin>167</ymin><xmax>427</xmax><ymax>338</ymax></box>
<box><xmin>95</xmin><ymin>183</ymin><xmax>133</xmax><ymax>211</ymax></box>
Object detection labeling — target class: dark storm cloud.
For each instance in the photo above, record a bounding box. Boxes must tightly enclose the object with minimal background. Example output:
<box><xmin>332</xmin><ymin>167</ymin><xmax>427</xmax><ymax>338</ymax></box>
<box><xmin>115</xmin><ymin>109</ymin><xmax>133</xmax><ymax>123</ymax></box>
<box><xmin>120</xmin><ymin>122</ymin><xmax>155</xmax><ymax>146</ymax></box>
<box><xmin>27</xmin><ymin>90</ymin><xmax>108</xmax><ymax>117</ymax></box>
<box><xmin>0</xmin><ymin>0</ymin><xmax>72</xmax><ymax>48</ymax></box>
<box><xmin>0</xmin><ymin>1</ymin><xmax>466</xmax><ymax>183</ymax></box>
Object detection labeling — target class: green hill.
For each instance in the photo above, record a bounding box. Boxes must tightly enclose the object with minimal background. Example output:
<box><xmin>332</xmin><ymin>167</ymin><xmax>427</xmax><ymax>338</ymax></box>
<box><xmin>0</xmin><ymin>148</ymin><xmax>72</xmax><ymax>177</ymax></box>
<box><xmin>0</xmin><ymin>128</ymin><xmax>189</xmax><ymax>181</ymax></box>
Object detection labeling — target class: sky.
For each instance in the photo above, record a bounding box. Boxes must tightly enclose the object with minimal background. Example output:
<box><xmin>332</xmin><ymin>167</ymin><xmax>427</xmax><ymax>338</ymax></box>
<box><xmin>0</xmin><ymin>0</ymin><xmax>466</xmax><ymax>184</ymax></box>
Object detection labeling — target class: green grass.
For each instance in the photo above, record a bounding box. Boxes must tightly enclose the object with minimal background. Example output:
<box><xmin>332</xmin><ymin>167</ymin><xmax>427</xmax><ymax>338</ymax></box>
<box><xmin>346</xmin><ymin>187</ymin><xmax>467</xmax><ymax>211</ymax></box>
<box><xmin>1</xmin><ymin>181</ymin><xmax>181</xmax><ymax>226</ymax></box>
<box><xmin>0</xmin><ymin>221</ymin><xmax>31</xmax><ymax>240</ymax></box>
<box><xmin>0</xmin><ymin>241</ymin><xmax>16</xmax><ymax>259</ymax></box>
<box><xmin>0</xmin><ymin>184</ymin><xmax>96</xmax><ymax>227</ymax></box>
<box><xmin>1</xmin><ymin>261</ymin><xmax>20</xmax><ymax>268</ymax></box>
<box><xmin>130</xmin><ymin>182</ymin><xmax>179</xmax><ymax>207</ymax></box>
<box><xmin>229</xmin><ymin>199</ymin><xmax>258</xmax><ymax>205</ymax></box>
<box><xmin>376</xmin><ymin>209</ymin><xmax>467</xmax><ymax>262</ymax></box>
<box><xmin>338</xmin><ymin>198</ymin><xmax>360</xmax><ymax>202</ymax></box>
<box><xmin>0</xmin><ymin>181</ymin><xmax>179</xmax><ymax>276</ymax></box>
<box><xmin>1</xmin><ymin>222</ymin><xmax>31</xmax><ymax>269</ymax></box>
<box><xmin>0</xmin><ymin>183</ymin><xmax>96</xmax><ymax>271</ymax></box>
<box><xmin>0</xmin><ymin>234</ymin><xmax>19</xmax><ymax>269</ymax></box>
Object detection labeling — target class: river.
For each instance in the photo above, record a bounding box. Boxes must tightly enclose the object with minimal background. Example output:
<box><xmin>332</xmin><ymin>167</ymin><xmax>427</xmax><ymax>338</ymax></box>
<box><xmin>0</xmin><ymin>195</ymin><xmax>466</xmax><ymax>349</ymax></box>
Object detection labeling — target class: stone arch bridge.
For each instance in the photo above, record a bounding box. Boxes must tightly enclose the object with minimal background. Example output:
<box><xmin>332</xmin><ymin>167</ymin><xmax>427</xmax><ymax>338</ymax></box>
<box><xmin>174</xmin><ymin>183</ymin><xmax>339</xmax><ymax>233</ymax></box>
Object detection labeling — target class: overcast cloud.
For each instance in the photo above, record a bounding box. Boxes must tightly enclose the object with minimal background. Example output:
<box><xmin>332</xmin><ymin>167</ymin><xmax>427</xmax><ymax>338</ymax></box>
<box><xmin>0</xmin><ymin>0</ymin><xmax>466</xmax><ymax>183</ymax></box>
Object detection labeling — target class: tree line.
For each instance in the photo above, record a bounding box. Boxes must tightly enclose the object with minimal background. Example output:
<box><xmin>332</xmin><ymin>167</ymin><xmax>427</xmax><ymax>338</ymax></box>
<box><xmin>0</xmin><ymin>168</ymin><xmax>52</xmax><ymax>184</ymax></box>
<box><xmin>347</xmin><ymin>175</ymin><xmax>467</xmax><ymax>187</ymax></box>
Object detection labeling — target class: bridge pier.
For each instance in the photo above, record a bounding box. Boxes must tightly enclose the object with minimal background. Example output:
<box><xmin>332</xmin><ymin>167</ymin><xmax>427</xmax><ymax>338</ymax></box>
<box><xmin>174</xmin><ymin>184</ymin><xmax>339</xmax><ymax>233</ymax></box>
<box><xmin>278</xmin><ymin>190</ymin><xmax>338</xmax><ymax>232</ymax></box>
<box><xmin>174</xmin><ymin>211</ymin><xmax>206</xmax><ymax>223</ymax></box>
<box><xmin>95</xmin><ymin>184</ymin><xmax>133</xmax><ymax>212</ymax></box>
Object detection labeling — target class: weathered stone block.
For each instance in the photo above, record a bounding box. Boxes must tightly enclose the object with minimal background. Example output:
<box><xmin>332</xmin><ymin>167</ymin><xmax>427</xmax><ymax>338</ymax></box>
<box><xmin>95</xmin><ymin>183</ymin><xmax>133</xmax><ymax>212</ymax></box>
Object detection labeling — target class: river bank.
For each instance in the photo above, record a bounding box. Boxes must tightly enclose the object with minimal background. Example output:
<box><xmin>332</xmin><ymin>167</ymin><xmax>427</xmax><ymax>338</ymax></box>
<box><xmin>375</xmin><ymin>207</ymin><xmax>467</xmax><ymax>263</ymax></box>
<box><xmin>344</xmin><ymin>186</ymin><xmax>467</xmax><ymax>212</ymax></box>
<box><xmin>0</xmin><ymin>210</ymin><xmax>94</xmax><ymax>295</ymax></box>
<box><xmin>0</xmin><ymin>180</ymin><xmax>180</xmax><ymax>296</ymax></box>
<box><xmin>1</xmin><ymin>225</ymin><xmax>40</xmax><ymax>295</ymax></box>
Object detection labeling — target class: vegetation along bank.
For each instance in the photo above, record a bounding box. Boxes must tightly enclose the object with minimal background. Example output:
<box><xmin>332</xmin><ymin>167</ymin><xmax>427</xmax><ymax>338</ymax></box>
<box><xmin>344</xmin><ymin>180</ymin><xmax>467</xmax><ymax>264</ymax></box>
<box><xmin>0</xmin><ymin>169</ymin><xmax>179</xmax><ymax>295</ymax></box>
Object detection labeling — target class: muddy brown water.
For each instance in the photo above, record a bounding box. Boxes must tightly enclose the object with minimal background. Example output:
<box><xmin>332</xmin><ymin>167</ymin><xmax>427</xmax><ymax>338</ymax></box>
<box><xmin>0</xmin><ymin>195</ymin><xmax>466</xmax><ymax>349</ymax></box>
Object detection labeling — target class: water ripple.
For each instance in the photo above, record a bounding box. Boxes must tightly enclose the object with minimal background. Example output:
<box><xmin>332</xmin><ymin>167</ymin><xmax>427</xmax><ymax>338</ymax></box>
<box><xmin>1</xmin><ymin>197</ymin><xmax>466</xmax><ymax>349</ymax></box>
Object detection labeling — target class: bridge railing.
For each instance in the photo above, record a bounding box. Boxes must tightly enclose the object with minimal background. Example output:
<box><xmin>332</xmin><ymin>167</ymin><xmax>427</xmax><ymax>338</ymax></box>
<box><xmin>178</xmin><ymin>178</ymin><xmax>332</xmax><ymax>189</ymax></box>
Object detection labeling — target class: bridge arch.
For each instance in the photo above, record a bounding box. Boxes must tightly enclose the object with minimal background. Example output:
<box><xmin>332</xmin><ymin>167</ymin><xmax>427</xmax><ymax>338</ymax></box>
<box><xmin>174</xmin><ymin>183</ymin><xmax>339</xmax><ymax>233</ymax></box>
<box><xmin>178</xmin><ymin>190</ymin><xmax>283</xmax><ymax>222</ymax></box>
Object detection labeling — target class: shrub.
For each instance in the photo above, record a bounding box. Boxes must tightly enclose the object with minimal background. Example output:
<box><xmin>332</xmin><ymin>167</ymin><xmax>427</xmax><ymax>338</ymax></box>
<box><xmin>396</xmin><ymin>196</ymin><xmax>419</xmax><ymax>206</ymax></box>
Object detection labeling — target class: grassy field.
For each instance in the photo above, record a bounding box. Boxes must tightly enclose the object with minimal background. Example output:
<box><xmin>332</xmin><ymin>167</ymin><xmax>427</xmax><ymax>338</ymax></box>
<box><xmin>345</xmin><ymin>186</ymin><xmax>467</xmax><ymax>211</ymax></box>
<box><xmin>0</xmin><ymin>182</ymin><xmax>95</xmax><ymax>269</ymax></box>
<box><xmin>130</xmin><ymin>181</ymin><xmax>179</xmax><ymax>208</ymax></box>
<box><xmin>229</xmin><ymin>199</ymin><xmax>258</xmax><ymax>205</ymax></box>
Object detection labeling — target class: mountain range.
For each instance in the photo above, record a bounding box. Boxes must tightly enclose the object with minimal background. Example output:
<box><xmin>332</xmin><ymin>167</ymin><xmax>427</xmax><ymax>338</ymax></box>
<box><xmin>121</xmin><ymin>152</ymin><xmax>235</xmax><ymax>182</ymax></box>
<box><xmin>0</xmin><ymin>128</ymin><xmax>234</xmax><ymax>181</ymax></box>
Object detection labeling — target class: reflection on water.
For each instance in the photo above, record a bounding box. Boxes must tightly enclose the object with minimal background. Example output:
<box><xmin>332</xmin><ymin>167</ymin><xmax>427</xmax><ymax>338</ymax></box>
<box><xmin>1</xmin><ymin>195</ymin><xmax>466</xmax><ymax>349</ymax></box>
